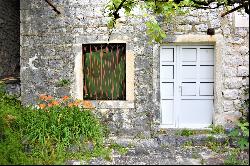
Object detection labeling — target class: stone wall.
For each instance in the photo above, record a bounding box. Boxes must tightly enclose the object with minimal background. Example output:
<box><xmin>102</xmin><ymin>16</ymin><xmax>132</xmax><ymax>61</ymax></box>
<box><xmin>20</xmin><ymin>0</ymin><xmax>249</xmax><ymax>137</ymax></box>
<box><xmin>0</xmin><ymin>0</ymin><xmax>20</xmax><ymax>78</ymax></box>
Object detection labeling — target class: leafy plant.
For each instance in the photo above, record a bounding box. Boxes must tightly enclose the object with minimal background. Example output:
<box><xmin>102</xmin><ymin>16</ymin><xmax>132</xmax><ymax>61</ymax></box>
<box><xmin>229</xmin><ymin>121</ymin><xmax>249</xmax><ymax>150</ymax></box>
<box><xmin>239</xmin><ymin>86</ymin><xmax>249</xmax><ymax>122</ymax></box>
<box><xmin>228</xmin><ymin>86</ymin><xmax>249</xmax><ymax>150</ymax></box>
<box><xmin>56</xmin><ymin>79</ymin><xmax>71</xmax><ymax>87</ymax></box>
<box><xmin>145</xmin><ymin>21</ymin><xmax>166</xmax><ymax>44</ymax></box>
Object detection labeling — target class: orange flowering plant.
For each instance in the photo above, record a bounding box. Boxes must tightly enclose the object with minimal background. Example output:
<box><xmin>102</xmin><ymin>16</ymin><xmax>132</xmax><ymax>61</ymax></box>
<box><xmin>0</xmin><ymin>88</ymin><xmax>108</xmax><ymax>164</ymax></box>
<box><xmin>37</xmin><ymin>94</ymin><xmax>95</xmax><ymax>110</ymax></box>
<box><xmin>34</xmin><ymin>94</ymin><xmax>105</xmax><ymax>151</ymax></box>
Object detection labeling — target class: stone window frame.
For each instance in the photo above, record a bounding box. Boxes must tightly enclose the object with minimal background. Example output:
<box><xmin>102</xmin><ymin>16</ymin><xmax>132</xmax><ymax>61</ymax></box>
<box><xmin>73</xmin><ymin>40</ymin><xmax>135</xmax><ymax>109</ymax></box>
<box><xmin>152</xmin><ymin>34</ymin><xmax>224</xmax><ymax>128</ymax></box>
<box><xmin>82</xmin><ymin>43</ymin><xmax>126</xmax><ymax>100</ymax></box>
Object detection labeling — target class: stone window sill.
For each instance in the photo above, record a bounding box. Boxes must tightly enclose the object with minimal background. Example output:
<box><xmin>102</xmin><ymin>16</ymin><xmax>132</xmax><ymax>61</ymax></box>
<box><xmin>87</xmin><ymin>100</ymin><xmax>135</xmax><ymax>109</ymax></box>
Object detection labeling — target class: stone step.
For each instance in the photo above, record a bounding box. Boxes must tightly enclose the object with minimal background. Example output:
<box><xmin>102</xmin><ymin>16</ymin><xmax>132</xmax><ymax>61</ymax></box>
<box><xmin>66</xmin><ymin>136</ymin><xmax>225</xmax><ymax>165</ymax></box>
<box><xmin>155</xmin><ymin>134</ymin><xmax>228</xmax><ymax>146</ymax></box>
<box><xmin>108</xmin><ymin>133</ymin><xmax>229</xmax><ymax>149</ymax></box>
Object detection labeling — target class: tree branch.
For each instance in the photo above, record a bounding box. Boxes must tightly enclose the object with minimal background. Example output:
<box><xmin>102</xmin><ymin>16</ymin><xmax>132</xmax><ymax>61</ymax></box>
<box><xmin>110</xmin><ymin>0</ymin><xmax>248</xmax><ymax>21</ymax></box>
<box><xmin>221</xmin><ymin>4</ymin><xmax>244</xmax><ymax>17</ymax></box>
<box><xmin>112</xmin><ymin>0</ymin><xmax>127</xmax><ymax>19</ymax></box>
<box><xmin>45</xmin><ymin>0</ymin><xmax>61</xmax><ymax>14</ymax></box>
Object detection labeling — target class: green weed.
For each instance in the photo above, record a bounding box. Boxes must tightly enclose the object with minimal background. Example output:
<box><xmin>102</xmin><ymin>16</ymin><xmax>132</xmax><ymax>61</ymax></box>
<box><xmin>208</xmin><ymin>125</ymin><xmax>225</xmax><ymax>134</ymax></box>
<box><xmin>176</xmin><ymin>129</ymin><xmax>194</xmax><ymax>137</ymax></box>
<box><xmin>229</xmin><ymin>120</ymin><xmax>249</xmax><ymax>150</ymax></box>
<box><xmin>182</xmin><ymin>140</ymin><xmax>193</xmax><ymax>150</ymax></box>
<box><xmin>224</xmin><ymin>148</ymin><xmax>248</xmax><ymax>165</ymax></box>
<box><xmin>56</xmin><ymin>79</ymin><xmax>71</xmax><ymax>87</ymax></box>
<box><xmin>109</xmin><ymin>143</ymin><xmax>128</xmax><ymax>155</ymax></box>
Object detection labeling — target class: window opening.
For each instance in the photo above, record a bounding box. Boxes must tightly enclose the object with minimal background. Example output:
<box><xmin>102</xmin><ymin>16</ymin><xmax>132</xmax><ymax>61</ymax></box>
<box><xmin>82</xmin><ymin>43</ymin><xmax>126</xmax><ymax>100</ymax></box>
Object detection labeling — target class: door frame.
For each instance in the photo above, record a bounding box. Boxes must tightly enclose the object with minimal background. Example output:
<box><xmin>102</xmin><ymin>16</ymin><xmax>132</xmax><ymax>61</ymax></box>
<box><xmin>151</xmin><ymin>35</ymin><xmax>224</xmax><ymax>130</ymax></box>
<box><xmin>159</xmin><ymin>42</ymin><xmax>221</xmax><ymax>129</ymax></box>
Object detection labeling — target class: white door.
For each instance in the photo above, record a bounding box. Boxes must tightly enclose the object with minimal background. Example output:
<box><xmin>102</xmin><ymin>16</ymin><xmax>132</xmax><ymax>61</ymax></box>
<box><xmin>160</xmin><ymin>46</ymin><xmax>214</xmax><ymax>128</ymax></box>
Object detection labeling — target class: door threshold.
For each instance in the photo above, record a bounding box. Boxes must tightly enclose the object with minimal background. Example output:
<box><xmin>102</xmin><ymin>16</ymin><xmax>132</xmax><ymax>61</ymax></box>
<box><xmin>160</xmin><ymin>124</ymin><xmax>213</xmax><ymax>130</ymax></box>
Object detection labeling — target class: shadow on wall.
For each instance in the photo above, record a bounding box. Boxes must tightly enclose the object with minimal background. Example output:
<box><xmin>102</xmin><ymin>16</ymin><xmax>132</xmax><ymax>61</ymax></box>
<box><xmin>0</xmin><ymin>0</ymin><xmax>20</xmax><ymax>97</ymax></box>
<box><xmin>0</xmin><ymin>0</ymin><xmax>20</xmax><ymax>80</ymax></box>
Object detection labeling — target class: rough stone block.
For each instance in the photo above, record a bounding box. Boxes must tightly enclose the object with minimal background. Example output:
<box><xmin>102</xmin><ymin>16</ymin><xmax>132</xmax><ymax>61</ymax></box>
<box><xmin>210</xmin><ymin>19</ymin><xmax>221</xmax><ymax>28</ymax></box>
<box><xmin>223</xmin><ymin>100</ymin><xmax>235</xmax><ymax>112</ymax></box>
<box><xmin>223</xmin><ymin>66</ymin><xmax>237</xmax><ymax>77</ymax></box>
<box><xmin>224</xmin><ymin>111</ymin><xmax>242</xmax><ymax>123</ymax></box>
<box><xmin>177</xmin><ymin>25</ymin><xmax>192</xmax><ymax>32</ymax></box>
<box><xmin>183</xmin><ymin>16</ymin><xmax>200</xmax><ymax>25</ymax></box>
<box><xmin>223</xmin><ymin>27</ymin><xmax>231</xmax><ymax>35</ymax></box>
<box><xmin>90</xmin><ymin>0</ymin><xmax>107</xmax><ymax>4</ymax></box>
<box><xmin>223</xmin><ymin>89</ymin><xmax>239</xmax><ymax>100</ymax></box>
<box><xmin>235</xmin><ymin>28</ymin><xmax>249</xmax><ymax>37</ymax></box>
<box><xmin>242</xmin><ymin>77</ymin><xmax>249</xmax><ymax>86</ymax></box>
<box><xmin>233</xmin><ymin>100</ymin><xmax>243</xmax><ymax>110</ymax></box>
<box><xmin>237</xmin><ymin>66</ymin><xmax>249</xmax><ymax>76</ymax></box>
<box><xmin>195</xmin><ymin>24</ymin><xmax>208</xmax><ymax>32</ymax></box>
<box><xmin>224</xmin><ymin>77</ymin><xmax>243</xmax><ymax>89</ymax></box>
<box><xmin>243</xmin><ymin>55</ymin><xmax>249</xmax><ymax>66</ymax></box>
<box><xmin>224</xmin><ymin>55</ymin><xmax>244</xmax><ymax>66</ymax></box>
<box><xmin>239</xmin><ymin>46</ymin><xmax>249</xmax><ymax>56</ymax></box>
<box><xmin>227</xmin><ymin>37</ymin><xmax>245</xmax><ymax>44</ymax></box>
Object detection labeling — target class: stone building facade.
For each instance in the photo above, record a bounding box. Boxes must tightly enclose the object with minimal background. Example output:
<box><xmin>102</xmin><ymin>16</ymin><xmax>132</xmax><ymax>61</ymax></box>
<box><xmin>1</xmin><ymin>0</ymin><xmax>249</xmax><ymax>137</ymax></box>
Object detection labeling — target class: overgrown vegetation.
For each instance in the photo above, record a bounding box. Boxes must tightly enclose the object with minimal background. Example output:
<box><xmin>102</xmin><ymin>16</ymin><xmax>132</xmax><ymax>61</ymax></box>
<box><xmin>224</xmin><ymin>148</ymin><xmax>249</xmax><ymax>165</ymax></box>
<box><xmin>224</xmin><ymin>86</ymin><xmax>249</xmax><ymax>165</ymax></box>
<box><xmin>224</xmin><ymin>97</ymin><xmax>249</xmax><ymax>164</ymax></box>
<box><xmin>207</xmin><ymin>86</ymin><xmax>249</xmax><ymax>165</ymax></box>
<box><xmin>0</xmin><ymin>83</ymin><xmax>112</xmax><ymax>164</ymax></box>
<box><xmin>174</xmin><ymin>93</ymin><xmax>249</xmax><ymax>165</ymax></box>
<box><xmin>178</xmin><ymin>122</ymin><xmax>249</xmax><ymax>165</ymax></box>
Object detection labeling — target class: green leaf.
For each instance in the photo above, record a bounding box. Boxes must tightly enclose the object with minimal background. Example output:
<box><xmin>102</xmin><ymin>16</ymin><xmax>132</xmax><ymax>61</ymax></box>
<box><xmin>238</xmin><ymin>138</ymin><xmax>249</xmax><ymax>150</ymax></box>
